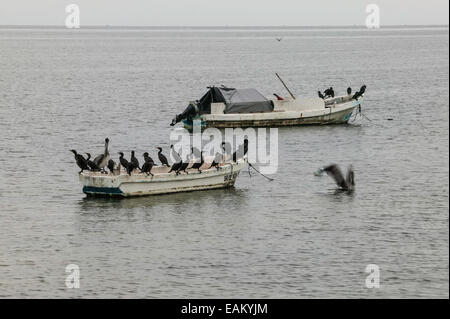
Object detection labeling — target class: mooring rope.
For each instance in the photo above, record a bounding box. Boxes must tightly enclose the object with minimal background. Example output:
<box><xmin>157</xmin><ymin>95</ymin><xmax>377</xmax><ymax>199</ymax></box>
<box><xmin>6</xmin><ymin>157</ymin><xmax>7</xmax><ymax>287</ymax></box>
<box><xmin>248</xmin><ymin>163</ymin><xmax>274</xmax><ymax>181</ymax></box>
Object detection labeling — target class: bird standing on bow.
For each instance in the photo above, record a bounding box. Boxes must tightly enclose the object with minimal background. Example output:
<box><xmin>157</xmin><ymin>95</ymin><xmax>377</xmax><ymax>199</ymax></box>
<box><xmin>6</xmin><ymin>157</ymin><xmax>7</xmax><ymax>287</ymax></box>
<box><xmin>322</xmin><ymin>164</ymin><xmax>355</xmax><ymax>192</ymax></box>
<box><xmin>70</xmin><ymin>150</ymin><xmax>89</xmax><ymax>174</ymax></box>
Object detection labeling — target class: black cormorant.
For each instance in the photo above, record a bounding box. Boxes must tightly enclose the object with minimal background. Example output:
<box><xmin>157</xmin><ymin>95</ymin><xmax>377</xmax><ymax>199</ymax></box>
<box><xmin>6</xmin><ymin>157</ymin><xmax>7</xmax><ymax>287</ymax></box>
<box><xmin>170</xmin><ymin>144</ymin><xmax>182</xmax><ymax>163</ymax></box>
<box><xmin>107</xmin><ymin>159</ymin><xmax>115</xmax><ymax>175</ymax></box>
<box><xmin>209</xmin><ymin>152</ymin><xmax>222</xmax><ymax>170</ymax></box>
<box><xmin>141</xmin><ymin>159</ymin><xmax>154</xmax><ymax>176</ymax></box>
<box><xmin>176</xmin><ymin>154</ymin><xmax>191</xmax><ymax>175</ymax></box>
<box><xmin>318</xmin><ymin>91</ymin><xmax>325</xmax><ymax>99</ymax></box>
<box><xmin>130</xmin><ymin>150</ymin><xmax>140</xmax><ymax>172</ymax></box>
<box><xmin>85</xmin><ymin>153</ymin><xmax>101</xmax><ymax>171</ymax></box>
<box><xmin>143</xmin><ymin>152</ymin><xmax>154</xmax><ymax>165</ymax></box>
<box><xmin>323</xmin><ymin>87</ymin><xmax>334</xmax><ymax>98</ymax></box>
<box><xmin>168</xmin><ymin>145</ymin><xmax>182</xmax><ymax>173</ymax></box>
<box><xmin>70</xmin><ymin>150</ymin><xmax>89</xmax><ymax>173</ymax></box>
<box><xmin>221</xmin><ymin>142</ymin><xmax>232</xmax><ymax>161</ymax></box>
<box><xmin>118</xmin><ymin>152</ymin><xmax>129</xmax><ymax>173</ymax></box>
<box><xmin>352</xmin><ymin>85</ymin><xmax>367</xmax><ymax>100</ymax></box>
<box><xmin>232</xmin><ymin>139</ymin><xmax>249</xmax><ymax>162</ymax></box>
<box><xmin>157</xmin><ymin>147</ymin><xmax>170</xmax><ymax>167</ymax></box>
<box><xmin>191</xmin><ymin>151</ymin><xmax>204</xmax><ymax>173</ymax></box>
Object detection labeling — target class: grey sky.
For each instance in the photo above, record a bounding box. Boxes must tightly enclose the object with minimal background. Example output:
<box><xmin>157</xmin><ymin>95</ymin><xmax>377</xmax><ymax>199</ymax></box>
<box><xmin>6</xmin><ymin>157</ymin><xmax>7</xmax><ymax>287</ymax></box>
<box><xmin>0</xmin><ymin>0</ymin><xmax>448</xmax><ymax>26</ymax></box>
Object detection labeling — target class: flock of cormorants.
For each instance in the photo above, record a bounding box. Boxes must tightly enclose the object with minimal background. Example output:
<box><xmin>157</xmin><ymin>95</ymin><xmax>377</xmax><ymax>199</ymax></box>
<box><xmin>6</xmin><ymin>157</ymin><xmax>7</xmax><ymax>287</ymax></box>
<box><xmin>71</xmin><ymin>138</ymin><xmax>249</xmax><ymax>177</ymax></box>
<box><xmin>318</xmin><ymin>85</ymin><xmax>366</xmax><ymax>100</ymax></box>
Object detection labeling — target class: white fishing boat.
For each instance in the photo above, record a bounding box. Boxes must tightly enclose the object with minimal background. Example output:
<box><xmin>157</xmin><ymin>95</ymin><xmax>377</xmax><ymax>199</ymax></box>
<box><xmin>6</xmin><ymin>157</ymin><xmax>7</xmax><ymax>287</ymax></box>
<box><xmin>171</xmin><ymin>79</ymin><xmax>366</xmax><ymax>130</ymax></box>
<box><xmin>79</xmin><ymin>157</ymin><xmax>247</xmax><ymax>197</ymax></box>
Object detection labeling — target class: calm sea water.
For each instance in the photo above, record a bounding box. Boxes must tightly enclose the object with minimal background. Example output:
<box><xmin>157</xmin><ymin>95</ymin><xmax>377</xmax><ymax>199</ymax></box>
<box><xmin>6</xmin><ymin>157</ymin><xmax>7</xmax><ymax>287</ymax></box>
<box><xmin>0</xmin><ymin>26</ymin><xmax>448</xmax><ymax>298</ymax></box>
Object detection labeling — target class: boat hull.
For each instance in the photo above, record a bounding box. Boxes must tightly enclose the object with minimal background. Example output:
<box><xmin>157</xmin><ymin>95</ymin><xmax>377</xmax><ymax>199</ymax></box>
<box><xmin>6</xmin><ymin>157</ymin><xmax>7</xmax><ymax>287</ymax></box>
<box><xmin>184</xmin><ymin>99</ymin><xmax>361</xmax><ymax>130</ymax></box>
<box><xmin>79</xmin><ymin>159</ymin><xmax>246</xmax><ymax>197</ymax></box>
<box><xmin>204</xmin><ymin>106</ymin><xmax>356</xmax><ymax>128</ymax></box>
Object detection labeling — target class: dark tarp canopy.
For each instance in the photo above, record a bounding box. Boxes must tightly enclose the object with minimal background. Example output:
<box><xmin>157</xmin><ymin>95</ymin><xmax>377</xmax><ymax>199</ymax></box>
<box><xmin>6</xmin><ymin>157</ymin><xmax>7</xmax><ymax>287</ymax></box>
<box><xmin>171</xmin><ymin>86</ymin><xmax>274</xmax><ymax>125</ymax></box>
<box><xmin>198</xmin><ymin>86</ymin><xmax>274</xmax><ymax>114</ymax></box>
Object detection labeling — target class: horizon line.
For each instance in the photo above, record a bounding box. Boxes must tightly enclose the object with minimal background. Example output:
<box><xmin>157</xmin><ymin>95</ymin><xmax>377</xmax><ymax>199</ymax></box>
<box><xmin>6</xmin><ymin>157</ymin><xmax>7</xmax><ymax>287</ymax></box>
<box><xmin>0</xmin><ymin>24</ymin><xmax>448</xmax><ymax>28</ymax></box>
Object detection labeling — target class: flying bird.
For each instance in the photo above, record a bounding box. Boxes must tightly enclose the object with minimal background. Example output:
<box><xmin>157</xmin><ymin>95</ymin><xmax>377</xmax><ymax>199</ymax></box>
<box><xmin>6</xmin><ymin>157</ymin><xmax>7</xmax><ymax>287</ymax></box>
<box><xmin>322</xmin><ymin>164</ymin><xmax>355</xmax><ymax>192</ymax></box>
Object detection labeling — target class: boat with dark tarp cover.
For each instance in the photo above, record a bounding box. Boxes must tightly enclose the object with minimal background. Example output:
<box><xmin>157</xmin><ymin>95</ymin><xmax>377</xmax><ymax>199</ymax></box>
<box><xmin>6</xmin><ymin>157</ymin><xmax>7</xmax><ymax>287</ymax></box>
<box><xmin>171</xmin><ymin>84</ymin><xmax>366</xmax><ymax>130</ymax></box>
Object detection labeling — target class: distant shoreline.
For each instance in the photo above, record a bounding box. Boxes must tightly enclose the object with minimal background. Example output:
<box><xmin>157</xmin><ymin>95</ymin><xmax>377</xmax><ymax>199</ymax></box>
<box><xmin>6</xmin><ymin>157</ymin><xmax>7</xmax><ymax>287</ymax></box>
<box><xmin>0</xmin><ymin>24</ymin><xmax>448</xmax><ymax>30</ymax></box>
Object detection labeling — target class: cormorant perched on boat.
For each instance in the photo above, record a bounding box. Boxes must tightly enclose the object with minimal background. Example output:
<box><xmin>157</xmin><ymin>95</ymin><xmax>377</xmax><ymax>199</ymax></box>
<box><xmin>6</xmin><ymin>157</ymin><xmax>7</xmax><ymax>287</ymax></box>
<box><xmin>209</xmin><ymin>152</ymin><xmax>222</xmax><ymax>170</ymax></box>
<box><xmin>221</xmin><ymin>142</ymin><xmax>232</xmax><ymax>161</ymax></box>
<box><xmin>157</xmin><ymin>147</ymin><xmax>170</xmax><ymax>167</ymax></box>
<box><xmin>318</xmin><ymin>91</ymin><xmax>325</xmax><ymax>99</ymax></box>
<box><xmin>323</xmin><ymin>87</ymin><xmax>335</xmax><ymax>98</ymax></box>
<box><xmin>170</xmin><ymin>144</ymin><xmax>182</xmax><ymax>163</ymax></box>
<box><xmin>352</xmin><ymin>85</ymin><xmax>366</xmax><ymax>100</ymax></box>
<box><xmin>168</xmin><ymin>145</ymin><xmax>182</xmax><ymax>173</ymax></box>
<box><xmin>169</xmin><ymin>160</ymin><xmax>182</xmax><ymax>173</ymax></box>
<box><xmin>93</xmin><ymin>138</ymin><xmax>110</xmax><ymax>172</ymax></box>
<box><xmin>177</xmin><ymin>154</ymin><xmax>191</xmax><ymax>175</ymax></box>
<box><xmin>70</xmin><ymin>150</ymin><xmax>89</xmax><ymax>173</ymax></box>
<box><xmin>118</xmin><ymin>152</ymin><xmax>129</xmax><ymax>173</ymax></box>
<box><xmin>347</xmin><ymin>87</ymin><xmax>352</xmax><ymax>95</ymax></box>
<box><xmin>323</xmin><ymin>164</ymin><xmax>355</xmax><ymax>192</ymax></box>
<box><xmin>191</xmin><ymin>146</ymin><xmax>201</xmax><ymax>159</ymax></box>
<box><xmin>130</xmin><ymin>150</ymin><xmax>141</xmax><ymax>172</ymax></box>
<box><xmin>126</xmin><ymin>162</ymin><xmax>134</xmax><ymax>175</ymax></box>
<box><xmin>85</xmin><ymin>153</ymin><xmax>101</xmax><ymax>171</ymax></box>
<box><xmin>143</xmin><ymin>152</ymin><xmax>154</xmax><ymax>165</ymax></box>
<box><xmin>141</xmin><ymin>158</ymin><xmax>154</xmax><ymax>176</ymax></box>
<box><xmin>232</xmin><ymin>139</ymin><xmax>249</xmax><ymax>162</ymax></box>
<box><xmin>191</xmin><ymin>151</ymin><xmax>204</xmax><ymax>173</ymax></box>
<box><xmin>107</xmin><ymin>159</ymin><xmax>116</xmax><ymax>175</ymax></box>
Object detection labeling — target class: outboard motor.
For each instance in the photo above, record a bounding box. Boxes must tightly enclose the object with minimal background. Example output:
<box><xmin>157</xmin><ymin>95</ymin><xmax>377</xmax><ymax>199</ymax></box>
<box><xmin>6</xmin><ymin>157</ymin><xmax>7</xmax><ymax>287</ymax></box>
<box><xmin>171</xmin><ymin>102</ymin><xmax>199</xmax><ymax>126</ymax></box>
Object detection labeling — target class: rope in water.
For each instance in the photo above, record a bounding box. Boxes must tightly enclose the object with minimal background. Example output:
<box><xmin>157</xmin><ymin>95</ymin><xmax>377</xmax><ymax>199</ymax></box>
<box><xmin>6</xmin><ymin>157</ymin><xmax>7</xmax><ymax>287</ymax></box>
<box><xmin>248</xmin><ymin>163</ymin><xmax>274</xmax><ymax>181</ymax></box>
